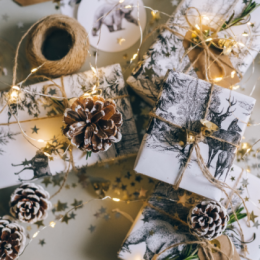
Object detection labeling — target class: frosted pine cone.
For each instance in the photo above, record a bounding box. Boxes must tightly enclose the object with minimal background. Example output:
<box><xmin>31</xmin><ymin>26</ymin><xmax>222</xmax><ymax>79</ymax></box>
<box><xmin>0</xmin><ymin>216</ymin><xmax>26</xmax><ymax>260</ymax></box>
<box><xmin>10</xmin><ymin>183</ymin><xmax>52</xmax><ymax>224</ymax></box>
<box><xmin>187</xmin><ymin>201</ymin><xmax>229</xmax><ymax>240</ymax></box>
<box><xmin>63</xmin><ymin>95</ymin><xmax>123</xmax><ymax>153</ymax></box>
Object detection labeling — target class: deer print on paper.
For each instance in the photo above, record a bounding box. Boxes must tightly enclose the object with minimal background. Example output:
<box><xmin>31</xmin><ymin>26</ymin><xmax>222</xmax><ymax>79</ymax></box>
<box><xmin>12</xmin><ymin>150</ymin><xmax>52</xmax><ymax>181</ymax></box>
<box><xmin>206</xmin><ymin>97</ymin><xmax>242</xmax><ymax>180</ymax></box>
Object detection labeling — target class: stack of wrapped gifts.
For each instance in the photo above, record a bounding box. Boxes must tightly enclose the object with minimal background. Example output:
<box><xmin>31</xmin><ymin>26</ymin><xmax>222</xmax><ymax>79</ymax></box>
<box><xmin>117</xmin><ymin>0</ymin><xmax>260</xmax><ymax>259</ymax></box>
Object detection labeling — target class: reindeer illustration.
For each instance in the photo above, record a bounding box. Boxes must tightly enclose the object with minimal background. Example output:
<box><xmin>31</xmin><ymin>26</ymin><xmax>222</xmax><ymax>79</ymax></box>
<box><xmin>214</xmin><ymin>118</ymin><xmax>242</xmax><ymax>179</ymax></box>
<box><xmin>12</xmin><ymin>150</ymin><xmax>52</xmax><ymax>181</ymax></box>
<box><xmin>206</xmin><ymin>97</ymin><xmax>237</xmax><ymax>169</ymax></box>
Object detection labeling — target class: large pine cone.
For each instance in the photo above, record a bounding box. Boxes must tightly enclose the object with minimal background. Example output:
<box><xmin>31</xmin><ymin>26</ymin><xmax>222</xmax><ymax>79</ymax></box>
<box><xmin>10</xmin><ymin>183</ymin><xmax>52</xmax><ymax>224</ymax></box>
<box><xmin>63</xmin><ymin>95</ymin><xmax>123</xmax><ymax>153</ymax></box>
<box><xmin>187</xmin><ymin>201</ymin><xmax>229</xmax><ymax>240</ymax></box>
<box><xmin>0</xmin><ymin>217</ymin><xmax>26</xmax><ymax>260</ymax></box>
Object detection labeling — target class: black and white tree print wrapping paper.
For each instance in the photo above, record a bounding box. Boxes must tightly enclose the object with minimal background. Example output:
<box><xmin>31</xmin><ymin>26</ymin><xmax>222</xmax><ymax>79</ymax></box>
<box><xmin>0</xmin><ymin>64</ymin><xmax>139</xmax><ymax>189</ymax></box>
<box><xmin>134</xmin><ymin>71</ymin><xmax>255</xmax><ymax>201</ymax></box>
<box><xmin>118</xmin><ymin>165</ymin><xmax>260</xmax><ymax>260</ymax></box>
<box><xmin>127</xmin><ymin>0</ymin><xmax>260</xmax><ymax>105</ymax></box>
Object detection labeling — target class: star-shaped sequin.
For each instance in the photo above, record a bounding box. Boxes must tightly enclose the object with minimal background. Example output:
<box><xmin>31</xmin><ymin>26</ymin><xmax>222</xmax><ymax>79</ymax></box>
<box><xmin>48</xmin><ymin>88</ymin><xmax>57</xmax><ymax>95</ymax></box>
<box><xmin>71</xmin><ymin>199</ymin><xmax>83</xmax><ymax>210</ymax></box>
<box><xmin>39</xmin><ymin>239</ymin><xmax>46</xmax><ymax>246</ymax></box>
<box><xmin>124</xmin><ymin>172</ymin><xmax>132</xmax><ymax>179</ymax></box>
<box><xmin>242</xmin><ymin>178</ymin><xmax>249</xmax><ymax>188</ymax></box>
<box><xmin>69</xmin><ymin>212</ymin><xmax>76</xmax><ymax>219</ymax></box>
<box><xmin>135</xmin><ymin>176</ymin><xmax>143</xmax><ymax>183</ymax></box>
<box><xmin>230</xmin><ymin>176</ymin><xmax>235</xmax><ymax>181</ymax></box>
<box><xmin>103</xmin><ymin>214</ymin><xmax>110</xmax><ymax>221</ymax></box>
<box><xmin>99</xmin><ymin>206</ymin><xmax>106</xmax><ymax>214</ymax></box>
<box><xmin>253</xmin><ymin>220</ymin><xmax>260</xmax><ymax>229</ymax></box>
<box><xmin>31</xmin><ymin>125</ymin><xmax>39</xmax><ymax>134</ymax></box>
<box><xmin>88</xmin><ymin>225</ymin><xmax>95</xmax><ymax>233</ymax></box>
<box><xmin>41</xmin><ymin>177</ymin><xmax>52</xmax><ymax>187</ymax></box>
<box><xmin>34</xmin><ymin>220</ymin><xmax>44</xmax><ymax>229</ymax></box>
<box><xmin>250</xmin><ymin>211</ymin><xmax>258</xmax><ymax>223</ymax></box>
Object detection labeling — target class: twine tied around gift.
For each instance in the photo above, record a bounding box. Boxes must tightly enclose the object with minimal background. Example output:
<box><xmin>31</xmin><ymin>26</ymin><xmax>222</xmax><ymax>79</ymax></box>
<box><xmin>149</xmin><ymin>82</ymin><xmax>251</xmax><ymax>256</ymax></box>
<box><xmin>144</xmin><ymin>201</ymin><xmax>236</xmax><ymax>260</ymax></box>
<box><xmin>138</xmin><ymin>2</ymin><xmax>254</xmax><ymax>87</ymax></box>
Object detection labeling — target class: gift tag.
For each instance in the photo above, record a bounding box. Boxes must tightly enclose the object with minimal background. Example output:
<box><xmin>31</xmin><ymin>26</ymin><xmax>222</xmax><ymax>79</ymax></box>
<box><xmin>77</xmin><ymin>0</ymin><xmax>146</xmax><ymax>52</ymax></box>
<box><xmin>198</xmin><ymin>235</ymin><xmax>241</xmax><ymax>260</ymax></box>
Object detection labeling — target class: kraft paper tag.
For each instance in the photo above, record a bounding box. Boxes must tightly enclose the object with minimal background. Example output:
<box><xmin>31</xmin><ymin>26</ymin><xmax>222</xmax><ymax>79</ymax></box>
<box><xmin>198</xmin><ymin>235</ymin><xmax>241</xmax><ymax>260</ymax></box>
<box><xmin>183</xmin><ymin>29</ymin><xmax>240</xmax><ymax>89</ymax></box>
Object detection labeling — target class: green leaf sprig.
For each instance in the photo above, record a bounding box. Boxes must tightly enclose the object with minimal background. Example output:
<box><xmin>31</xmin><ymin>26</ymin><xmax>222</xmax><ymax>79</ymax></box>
<box><xmin>221</xmin><ymin>0</ymin><xmax>260</xmax><ymax>31</ymax></box>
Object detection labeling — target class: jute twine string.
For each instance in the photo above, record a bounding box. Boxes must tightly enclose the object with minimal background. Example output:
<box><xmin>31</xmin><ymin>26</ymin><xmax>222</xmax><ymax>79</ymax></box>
<box><xmin>25</xmin><ymin>14</ymin><xmax>89</xmax><ymax>78</ymax></box>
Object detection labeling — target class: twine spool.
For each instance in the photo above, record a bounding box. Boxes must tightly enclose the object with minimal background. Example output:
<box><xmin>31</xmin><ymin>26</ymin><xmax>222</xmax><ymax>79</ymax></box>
<box><xmin>26</xmin><ymin>14</ymin><xmax>89</xmax><ymax>77</ymax></box>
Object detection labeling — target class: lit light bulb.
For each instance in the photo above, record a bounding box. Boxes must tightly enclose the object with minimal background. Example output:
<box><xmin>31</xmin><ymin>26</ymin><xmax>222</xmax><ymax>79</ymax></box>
<box><xmin>242</xmin><ymin>32</ymin><xmax>249</xmax><ymax>37</ymax></box>
<box><xmin>237</xmin><ymin>42</ymin><xmax>245</xmax><ymax>47</ymax></box>
<box><xmin>33</xmin><ymin>231</ymin><xmax>39</xmax><ymax>238</ymax></box>
<box><xmin>119</xmin><ymin>0</ymin><xmax>125</xmax><ymax>3</ymax></box>
<box><xmin>205</xmin><ymin>38</ymin><xmax>213</xmax><ymax>42</ymax></box>
<box><xmin>10</xmin><ymin>91</ymin><xmax>19</xmax><ymax>100</ymax></box>
<box><xmin>112</xmin><ymin>198</ymin><xmax>120</xmax><ymax>202</ymax></box>
<box><xmin>125</xmin><ymin>5</ymin><xmax>132</xmax><ymax>8</ymax></box>
<box><xmin>232</xmin><ymin>85</ymin><xmax>240</xmax><ymax>90</ymax></box>
<box><xmin>231</xmin><ymin>70</ymin><xmax>236</xmax><ymax>78</ymax></box>
<box><xmin>49</xmin><ymin>221</ymin><xmax>56</xmax><ymax>228</ymax></box>
<box><xmin>12</xmin><ymin>86</ymin><xmax>20</xmax><ymax>90</ymax></box>
<box><xmin>31</xmin><ymin>68</ymin><xmax>38</xmax><ymax>73</ymax></box>
<box><xmin>44</xmin><ymin>152</ymin><xmax>51</xmax><ymax>157</ymax></box>
<box><xmin>37</xmin><ymin>139</ymin><xmax>45</xmax><ymax>143</ymax></box>
<box><xmin>213</xmin><ymin>77</ymin><xmax>223</xmax><ymax>82</ymax></box>
<box><xmin>195</xmin><ymin>24</ymin><xmax>200</xmax><ymax>30</ymax></box>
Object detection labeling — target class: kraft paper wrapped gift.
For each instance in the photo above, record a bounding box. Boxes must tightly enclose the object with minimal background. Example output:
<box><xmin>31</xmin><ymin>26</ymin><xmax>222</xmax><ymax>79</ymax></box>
<box><xmin>118</xmin><ymin>181</ymin><xmax>241</xmax><ymax>260</ymax></box>
<box><xmin>134</xmin><ymin>70</ymin><xmax>255</xmax><ymax>201</ymax></box>
<box><xmin>127</xmin><ymin>0</ymin><xmax>260</xmax><ymax>105</ymax></box>
<box><xmin>0</xmin><ymin>64</ymin><xmax>139</xmax><ymax>189</ymax></box>
<box><xmin>119</xmin><ymin>165</ymin><xmax>260</xmax><ymax>260</ymax></box>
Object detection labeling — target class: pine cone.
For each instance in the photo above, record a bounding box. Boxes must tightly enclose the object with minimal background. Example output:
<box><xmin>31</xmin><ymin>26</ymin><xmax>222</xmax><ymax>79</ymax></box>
<box><xmin>10</xmin><ymin>183</ymin><xmax>52</xmax><ymax>224</ymax></box>
<box><xmin>63</xmin><ymin>95</ymin><xmax>123</xmax><ymax>153</ymax></box>
<box><xmin>187</xmin><ymin>201</ymin><xmax>229</xmax><ymax>240</ymax></box>
<box><xmin>0</xmin><ymin>216</ymin><xmax>26</xmax><ymax>260</ymax></box>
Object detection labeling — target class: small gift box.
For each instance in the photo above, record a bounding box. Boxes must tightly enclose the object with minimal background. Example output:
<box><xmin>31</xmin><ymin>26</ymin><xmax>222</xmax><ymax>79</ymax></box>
<box><xmin>118</xmin><ymin>181</ymin><xmax>241</xmax><ymax>260</ymax></box>
<box><xmin>0</xmin><ymin>64</ymin><xmax>139</xmax><ymax>189</ymax></box>
<box><xmin>127</xmin><ymin>0</ymin><xmax>260</xmax><ymax>105</ymax></box>
<box><xmin>134</xmin><ymin>71</ymin><xmax>255</xmax><ymax>200</ymax></box>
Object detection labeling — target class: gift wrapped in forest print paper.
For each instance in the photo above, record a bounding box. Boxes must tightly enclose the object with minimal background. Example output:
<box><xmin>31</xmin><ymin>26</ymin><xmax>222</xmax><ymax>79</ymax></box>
<box><xmin>127</xmin><ymin>0</ymin><xmax>260</xmax><ymax>105</ymax></box>
<box><xmin>0</xmin><ymin>64</ymin><xmax>139</xmax><ymax>189</ymax></box>
<box><xmin>118</xmin><ymin>165</ymin><xmax>260</xmax><ymax>260</ymax></box>
<box><xmin>134</xmin><ymin>71</ymin><xmax>255</xmax><ymax>201</ymax></box>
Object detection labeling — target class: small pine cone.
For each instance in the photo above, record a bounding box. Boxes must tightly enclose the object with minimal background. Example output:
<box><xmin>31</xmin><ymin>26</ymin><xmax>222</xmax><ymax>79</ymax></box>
<box><xmin>187</xmin><ymin>201</ymin><xmax>229</xmax><ymax>240</ymax></box>
<box><xmin>0</xmin><ymin>216</ymin><xmax>26</xmax><ymax>260</ymax></box>
<box><xmin>10</xmin><ymin>183</ymin><xmax>52</xmax><ymax>224</ymax></box>
<box><xmin>63</xmin><ymin>95</ymin><xmax>123</xmax><ymax>153</ymax></box>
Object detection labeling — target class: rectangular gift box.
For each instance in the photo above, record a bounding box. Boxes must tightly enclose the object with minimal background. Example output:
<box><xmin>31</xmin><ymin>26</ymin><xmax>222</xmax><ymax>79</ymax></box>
<box><xmin>0</xmin><ymin>64</ymin><xmax>139</xmax><ymax>189</ymax></box>
<box><xmin>127</xmin><ymin>0</ymin><xmax>260</xmax><ymax>105</ymax></box>
<box><xmin>134</xmin><ymin>70</ymin><xmax>255</xmax><ymax>201</ymax></box>
<box><xmin>118</xmin><ymin>165</ymin><xmax>260</xmax><ymax>260</ymax></box>
<box><xmin>118</xmin><ymin>180</ymin><xmax>241</xmax><ymax>260</ymax></box>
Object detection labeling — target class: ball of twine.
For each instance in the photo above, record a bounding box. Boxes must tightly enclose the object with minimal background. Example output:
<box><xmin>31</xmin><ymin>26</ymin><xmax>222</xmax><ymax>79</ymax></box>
<box><xmin>26</xmin><ymin>14</ymin><xmax>89</xmax><ymax>77</ymax></box>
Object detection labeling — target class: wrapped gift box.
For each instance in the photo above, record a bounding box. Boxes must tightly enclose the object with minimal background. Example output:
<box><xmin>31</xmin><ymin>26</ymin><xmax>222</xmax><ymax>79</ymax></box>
<box><xmin>118</xmin><ymin>180</ymin><xmax>241</xmax><ymax>260</ymax></box>
<box><xmin>118</xmin><ymin>165</ymin><xmax>260</xmax><ymax>260</ymax></box>
<box><xmin>0</xmin><ymin>64</ymin><xmax>139</xmax><ymax>189</ymax></box>
<box><xmin>127</xmin><ymin>0</ymin><xmax>260</xmax><ymax>105</ymax></box>
<box><xmin>134</xmin><ymin>71</ymin><xmax>255</xmax><ymax>200</ymax></box>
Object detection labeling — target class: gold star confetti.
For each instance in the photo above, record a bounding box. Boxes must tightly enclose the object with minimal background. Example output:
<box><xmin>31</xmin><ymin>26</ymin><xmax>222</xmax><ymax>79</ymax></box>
<box><xmin>117</xmin><ymin>38</ymin><xmax>126</xmax><ymax>45</ymax></box>
<box><xmin>173</xmin><ymin>225</ymin><xmax>178</xmax><ymax>230</ymax></box>
<box><xmin>65</xmin><ymin>184</ymin><xmax>70</xmax><ymax>189</ymax></box>
<box><xmin>177</xmin><ymin>193</ymin><xmax>188</xmax><ymax>207</ymax></box>
<box><xmin>250</xmin><ymin>211</ymin><xmax>258</xmax><ymax>223</ymax></box>
<box><xmin>231</xmin><ymin>176</ymin><xmax>235</xmax><ymax>181</ymax></box>
<box><xmin>245</xmin><ymin>197</ymin><xmax>249</xmax><ymax>202</ymax></box>
<box><xmin>123</xmin><ymin>54</ymin><xmax>128</xmax><ymax>60</ymax></box>
<box><xmin>174</xmin><ymin>212</ymin><xmax>179</xmax><ymax>218</ymax></box>
<box><xmin>26</xmin><ymin>226</ymin><xmax>32</xmax><ymax>231</ymax></box>
<box><xmin>139</xmin><ymin>187</ymin><xmax>148</xmax><ymax>198</ymax></box>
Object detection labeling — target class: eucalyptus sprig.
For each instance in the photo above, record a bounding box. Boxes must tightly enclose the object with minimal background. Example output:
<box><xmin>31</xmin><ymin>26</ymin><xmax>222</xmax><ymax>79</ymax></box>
<box><xmin>221</xmin><ymin>0</ymin><xmax>260</xmax><ymax>31</ymax></box>
<box><xmin>226</xmin><ymin>205</ymin><xmax>247</xmax><ymax>230</ymax></box>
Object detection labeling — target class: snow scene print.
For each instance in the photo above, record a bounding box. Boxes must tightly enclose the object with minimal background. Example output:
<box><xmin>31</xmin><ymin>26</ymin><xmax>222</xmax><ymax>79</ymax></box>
<box><xmin>146</xmin><ymin>71</ymin><xmax>255</xmax><ymax>183</ymax></box>
<box><xmin>0</xmin><ymin>64</ymin><xmax>139</xmax><ymax>189</ymax></box>
<box><xmin>119</xmin><ymin>182</ymin><xmax>199</xmax><ymax>260</ymax></box>
<box><xmin>77</xmin><ymin>0</ymin><xmax>146</xmax><ymax>52</ymax></box>
<box><xmin>127</xmin><ymin>0</ymin><xmax>260</xmax><ymax>105</ymax></box>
